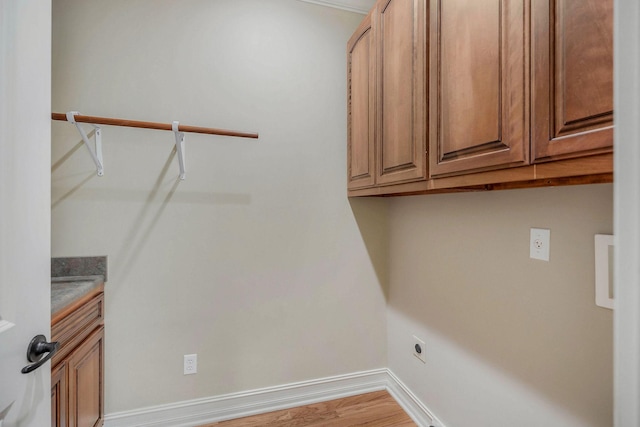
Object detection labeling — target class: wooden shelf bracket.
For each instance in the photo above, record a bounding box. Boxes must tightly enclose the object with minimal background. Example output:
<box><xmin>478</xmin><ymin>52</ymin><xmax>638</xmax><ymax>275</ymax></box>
<box><xmin>66</xmin><ymin>111</ymin><xmax>104</xmax><ymax>177</ymax></box>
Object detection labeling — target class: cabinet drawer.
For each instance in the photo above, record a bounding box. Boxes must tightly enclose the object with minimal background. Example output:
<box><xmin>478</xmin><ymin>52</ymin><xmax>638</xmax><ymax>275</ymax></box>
<box><xmin>52</xmin><ymin>293</ymin><xmax>104</xmax><ymax>365</ymax></box>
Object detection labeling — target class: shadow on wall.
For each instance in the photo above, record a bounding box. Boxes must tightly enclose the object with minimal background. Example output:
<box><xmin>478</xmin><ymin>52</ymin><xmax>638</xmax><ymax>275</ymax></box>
<box><xmin>348</xmin><ymin>197</ymin><xmax>390</xmax><ymax>300</ymax></box>
<box><xmin>51</xmin><ymin>137</ymin><xmax>94</xmax><ymax>209</ymax></box>
<box><xmin>51</xmin><ymin>140</ymin><xmax>252</xmax><ymax>290</ymax></box>
<box><xmin>386</xmin><ymin>185</ymin><xmax>614</xmax><ymax>427</ymax></box>
<box><xmin>113</xmin><ymin>148</ymin><xmax>180</xmax><ymax>283</ymax></box>
<box><xmin>51</xmin><ymin>143</ymin><xmax>182</xmax><ymax>287</ymax></box>
<box><xmin>51</xmin><ymin>134</ymin><xmax>253</xmax><ymax>207</ymax></box>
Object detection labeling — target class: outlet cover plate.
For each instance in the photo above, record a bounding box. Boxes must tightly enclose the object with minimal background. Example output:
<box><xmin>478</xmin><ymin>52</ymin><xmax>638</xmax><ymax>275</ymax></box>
<box><xmin>530</xmin><ymin>228</ymin><xmax>550</xmax><ymax>261</ymax></box>
<box><xmin>184</xmin><ymin>354</ymin><xmax>197</xmax><ymax>375</ymax></box>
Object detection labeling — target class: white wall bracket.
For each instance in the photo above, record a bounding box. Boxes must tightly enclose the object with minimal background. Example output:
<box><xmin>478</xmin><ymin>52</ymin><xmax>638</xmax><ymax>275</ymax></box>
<box><xmin>172</xmin><ymin>121</ymin><xmax>186</xmax><ymax>180</ymax></box>
<box><xmin>54</xmin><ymin>111</ymin><xmax>258</xmax><ymax>181</ymax></box>
<box><xmin>66</xmin><ymin>111</ymin><xmax>104</xmax><ymax>177</ymax></box>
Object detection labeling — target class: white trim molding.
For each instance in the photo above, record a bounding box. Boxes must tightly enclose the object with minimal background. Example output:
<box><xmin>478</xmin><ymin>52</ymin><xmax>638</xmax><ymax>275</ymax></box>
<box><xmin>104</xmin><ymin>369</ymin><xmax>444</xmax><ymax>427</ymax></box>
<box><xmin>614</xmin><ymin>0</ymin><xmax>640</xmax><ymax>424</ymax></box>
<box><xmin>296</xmin><ymin>0</ymin><xmax>374</xmax><ymax>15</ymax></box>
<box><xmin>0</xmin><ymin>320</ymin><xmax>15</xmax><ymax>335</ymax></box>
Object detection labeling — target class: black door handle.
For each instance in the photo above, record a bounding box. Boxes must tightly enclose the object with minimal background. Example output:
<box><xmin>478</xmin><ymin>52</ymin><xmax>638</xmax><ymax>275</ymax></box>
<box><xmin>21</xmin><ymin>335</ymin><xmax>60</xmax><ymax>374</ymax></box>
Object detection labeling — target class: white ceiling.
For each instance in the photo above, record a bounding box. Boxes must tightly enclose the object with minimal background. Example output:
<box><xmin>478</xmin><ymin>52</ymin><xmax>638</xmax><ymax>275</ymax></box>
<box><xmin>297</xmin><ymin>0</ymin><xmax>376</xmax><ymax>14</ymax></box>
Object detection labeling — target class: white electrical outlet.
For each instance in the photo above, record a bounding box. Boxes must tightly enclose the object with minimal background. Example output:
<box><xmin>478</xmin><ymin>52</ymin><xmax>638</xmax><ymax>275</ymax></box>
<box><xmin>184</xmin><ymin>354</ymin><xmax>197</xmax><ymax>375</ymax></box>
<box><xmin>530</xmin><ymin>228</ymin><xmax>550</xmax><ymax>261</ymax></box>
<box><xmin>412</xmin><ymin>336</ymin><xmax>426</xmax><ymax>363</ymax></box>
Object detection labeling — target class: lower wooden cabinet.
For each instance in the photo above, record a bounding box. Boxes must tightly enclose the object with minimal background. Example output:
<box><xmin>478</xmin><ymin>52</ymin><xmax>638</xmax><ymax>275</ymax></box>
<box><xmin>51</xmin><ymin>363</ymin><xmax>67</xmax><ymax>427</ymax></box>
<box><xmin>52</xmin><ymin>292</ymin><xmax>104</xmax><ymax>427</ymax></box>
<box><xmin>67</xmin><ymin>327</ymin><xmax>104</xmax><ymax>427</ymax></box>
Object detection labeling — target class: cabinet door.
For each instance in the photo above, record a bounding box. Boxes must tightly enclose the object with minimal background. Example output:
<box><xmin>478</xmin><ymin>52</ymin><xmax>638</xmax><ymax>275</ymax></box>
<box><xmin>68</xmin><ymin>326</ymin><xmax>104</xmax><ymax>427</ymax></box>
<box><xmin>376</xmin><ymin>0</ymin><xmax>427</xmax><ymax>185</ymax></box>
<box><xmin>531</xmin><ymin>0</ymin><xmax>613</xmax><ymax>161</ymax></box>
<box><xmin>429</xmin><ymin>0</ymin><xmax>529</xmax><ymax>177</ymax></box>
<box><xmin>347</xmin><ymin>11</ymin><xmax>376</xmax><ymax>190</ymax></box>
<box><xmin>51</xmin><ymin>363</ymin><xmax>67</xmax><ymax>427</ymax></box>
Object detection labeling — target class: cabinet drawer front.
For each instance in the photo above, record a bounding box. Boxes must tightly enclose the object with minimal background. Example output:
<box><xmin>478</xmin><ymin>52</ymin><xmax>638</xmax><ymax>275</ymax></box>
<box><xmin>429</xmin><ymin>0</ymin><xmax>529</xmax><ymax>177</ymax></box>
<box><xmin>52</xmin><ymin>293</ymin><xmax>104</xmax><ymax>364</ymax></box>
<box><xmin>532</xmin><ymin>0</ymin><xmax>613</xmax><ymax>161</ymax></box>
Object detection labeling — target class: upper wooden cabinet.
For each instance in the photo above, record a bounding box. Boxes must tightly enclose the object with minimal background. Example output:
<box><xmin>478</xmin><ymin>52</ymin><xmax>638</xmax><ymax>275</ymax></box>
<box><xmin>376</xmin><ymin>0</ymin><xmax>427</xmax><ymax>185</ymax></box>
<box><xmin>531</xmin><ymin>0</ymin><xmax>614</xmax><ymax>162</ymax></box>
<box><xmin>347</xmin><ymin>0</ymin><xmax>427</xmax><ymax>190</ymax></box>
<box><xmin>347</xmin><ymin>0</ymin><xmax>613</xmax><ymax>196</ymax></box>
<box><xmin>429</xmin><ymin>0</ymin><xmax>529</xmax><ymax>177</ymax></box>
<box><xmin>347</xmin><ymin>12</ymin><xmax>376</xmax><ymax>190</ymax></box>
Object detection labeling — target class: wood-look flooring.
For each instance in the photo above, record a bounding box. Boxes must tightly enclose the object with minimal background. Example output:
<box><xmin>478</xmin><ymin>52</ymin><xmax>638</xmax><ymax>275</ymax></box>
<box><xmin>199</xmin><ymin>390</ymin><xmax>417</xmax><ymax>427</ymax></box>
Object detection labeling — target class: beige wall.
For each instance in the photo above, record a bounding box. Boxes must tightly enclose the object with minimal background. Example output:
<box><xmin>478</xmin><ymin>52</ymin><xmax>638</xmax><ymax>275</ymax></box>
<box><xmin>51</xmin><ymin>0</ymin><xmax>614</xmax><ymax>424</ymax></box>
<box><xmin>387</xmin><ymin>184</ymin><xmax>613</xmax><ymax>427</ymax></box>
<box><xmin>51</xmin><ymin>0</ymin><xmax>388</xmax><ymax>414</ymax></box>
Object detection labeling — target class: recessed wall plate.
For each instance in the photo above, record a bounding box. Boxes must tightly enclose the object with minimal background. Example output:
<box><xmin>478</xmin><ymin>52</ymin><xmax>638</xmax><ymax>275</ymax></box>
<box><xmin>413</xmin><ymin>335</ymin><xmax>426</xmax><ymax>363</ymax></box>
<box><xmin>595</xmin><ymin>234</ymin><xmax>614</xmax><ymax>309</ymax></box>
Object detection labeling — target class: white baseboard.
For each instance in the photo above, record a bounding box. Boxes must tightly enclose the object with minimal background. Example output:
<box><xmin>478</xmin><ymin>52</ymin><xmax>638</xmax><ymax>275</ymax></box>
<box><xmin>104</xmin><ymin>368</ymin><xmax>443</xmax><ymax>427</ymax></box>
<box><xmin>386</xmin><ymin>370</ymin><xmax>445</xmax><ymax>427</ymax></box>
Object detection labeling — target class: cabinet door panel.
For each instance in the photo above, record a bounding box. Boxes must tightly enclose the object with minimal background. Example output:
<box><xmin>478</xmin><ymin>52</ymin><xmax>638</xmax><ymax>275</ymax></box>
<box><xmin>347</xmin><ymin>13</ymin><xmax>376</xmax><ymax>190</ymax></box>
<box><xmin>51</xmin><ymin>363</ymin><xmax>67</xmax><ymax>427</ymax></box>
<box><xmin>377</xmin><ymin>0</ymin><xmax>427</xmax><ymax>185</ymax></box>
<box><xmin>68</xmin><ymin>327</ymin><xmax>104</xmax><ymax>427</ymax></box>
<box><xmin>532</xmin><ymin>0</ymin><xmax>613</xmax><ymax>161</ymax></box>
<box><xmin>430</xmin><ymin>0</ymin><xmax>528</xmax><ymax>177</ymax></box>
<box><xmin>442</xmin><ymin>0</ymin><xmax>500</xmax><ymax>151</ymax></box>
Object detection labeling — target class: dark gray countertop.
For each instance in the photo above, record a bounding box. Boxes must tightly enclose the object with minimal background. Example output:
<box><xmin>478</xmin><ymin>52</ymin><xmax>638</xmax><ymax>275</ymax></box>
<box><xmin>51</xmin><ymin>275</ymin><xmax>104</xmax><ymax>316</ymax></box>
<box><xmin>52</xmin><ymin>256</ymin><xmax>107</xmax><ymax>281</ymax></box>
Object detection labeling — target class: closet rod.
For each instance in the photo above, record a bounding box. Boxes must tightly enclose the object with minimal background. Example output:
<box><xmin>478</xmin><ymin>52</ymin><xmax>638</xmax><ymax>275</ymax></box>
<box><xmin>51</xmin><ymin>112</ymin><xmax>259</xmax><ymax>139</ymax></box>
